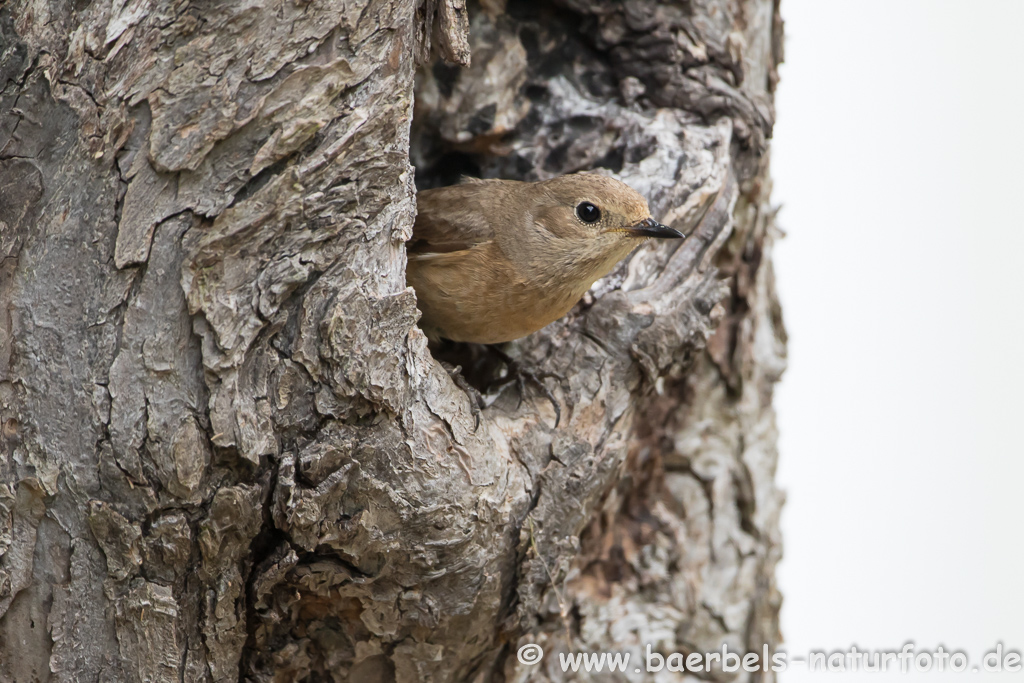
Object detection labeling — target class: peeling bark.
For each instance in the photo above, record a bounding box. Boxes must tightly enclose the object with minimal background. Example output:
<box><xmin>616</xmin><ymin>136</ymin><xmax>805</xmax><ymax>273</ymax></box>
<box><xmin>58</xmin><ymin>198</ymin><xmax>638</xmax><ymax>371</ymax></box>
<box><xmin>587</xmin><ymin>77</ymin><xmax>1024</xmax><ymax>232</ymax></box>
<box><xmin>0</xmin><ymin>0</ymin><xmax>785</xmax><ymax>681</ymax></box>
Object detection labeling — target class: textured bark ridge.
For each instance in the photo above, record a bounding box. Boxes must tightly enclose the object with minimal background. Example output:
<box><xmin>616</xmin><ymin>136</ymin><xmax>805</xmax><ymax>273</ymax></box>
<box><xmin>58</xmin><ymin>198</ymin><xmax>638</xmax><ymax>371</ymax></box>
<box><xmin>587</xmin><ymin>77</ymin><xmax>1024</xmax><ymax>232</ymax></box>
<box><xmin>0</xmin><ymin>0</ymin><xmax>785</xmax><ymax>681</ymax></box>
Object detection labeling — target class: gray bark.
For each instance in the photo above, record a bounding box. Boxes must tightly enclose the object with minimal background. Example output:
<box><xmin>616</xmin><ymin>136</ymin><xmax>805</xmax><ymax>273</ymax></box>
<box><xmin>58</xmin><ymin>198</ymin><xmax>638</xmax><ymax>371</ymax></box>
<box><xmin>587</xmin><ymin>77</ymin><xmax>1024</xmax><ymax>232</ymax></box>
<box><xmin>0</xmin><ymin>0</ymin><xmax>786</xmax><ymax>681</ymax></box>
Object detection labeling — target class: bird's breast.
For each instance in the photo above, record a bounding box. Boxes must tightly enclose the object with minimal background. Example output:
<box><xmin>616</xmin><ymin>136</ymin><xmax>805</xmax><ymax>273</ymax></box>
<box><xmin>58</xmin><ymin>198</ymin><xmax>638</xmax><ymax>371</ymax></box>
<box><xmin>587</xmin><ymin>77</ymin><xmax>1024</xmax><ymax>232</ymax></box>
<box><xmin>406</xmin><ymin>244</ymin><xmax>594</xmax><ymax>344</ymax></box>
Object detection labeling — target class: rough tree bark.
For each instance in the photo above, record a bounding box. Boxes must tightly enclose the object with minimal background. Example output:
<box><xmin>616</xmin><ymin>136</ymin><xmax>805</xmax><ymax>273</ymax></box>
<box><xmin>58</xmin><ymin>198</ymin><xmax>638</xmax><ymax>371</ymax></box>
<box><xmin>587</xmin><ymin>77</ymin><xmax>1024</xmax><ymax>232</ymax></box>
<box><xmin>0</xmin><ymin>0</ymin><xmax>785</xmax><ymax>681</ymax></box>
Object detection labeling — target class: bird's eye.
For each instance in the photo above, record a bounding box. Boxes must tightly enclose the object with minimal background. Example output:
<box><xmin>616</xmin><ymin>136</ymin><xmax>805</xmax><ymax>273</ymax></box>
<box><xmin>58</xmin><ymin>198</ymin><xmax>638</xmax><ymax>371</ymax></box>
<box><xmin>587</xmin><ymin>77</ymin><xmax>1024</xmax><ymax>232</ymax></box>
<box><xmin>576</xmin><ymin>201</ymin><xmax>601</xmax><ymax>223</ymax></box>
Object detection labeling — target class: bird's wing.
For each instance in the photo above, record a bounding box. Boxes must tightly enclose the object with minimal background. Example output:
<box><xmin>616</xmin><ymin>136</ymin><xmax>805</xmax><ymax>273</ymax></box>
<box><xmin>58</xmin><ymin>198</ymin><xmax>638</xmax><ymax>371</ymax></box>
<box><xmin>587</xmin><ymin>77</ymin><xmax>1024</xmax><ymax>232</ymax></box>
<box><xmin>409</xmin><ymin>180</ymin><xmax>510</xmax><ymax>256</ymax></box>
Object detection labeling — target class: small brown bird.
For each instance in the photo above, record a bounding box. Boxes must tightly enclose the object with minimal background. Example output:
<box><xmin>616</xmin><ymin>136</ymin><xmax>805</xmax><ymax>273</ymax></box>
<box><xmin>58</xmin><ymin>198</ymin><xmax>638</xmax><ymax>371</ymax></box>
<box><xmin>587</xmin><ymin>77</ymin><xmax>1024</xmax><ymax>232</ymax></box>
<box><xmin>407</xmin><ymin>173</ymin><xmax>682</xmax><ymax>344</ymax></box>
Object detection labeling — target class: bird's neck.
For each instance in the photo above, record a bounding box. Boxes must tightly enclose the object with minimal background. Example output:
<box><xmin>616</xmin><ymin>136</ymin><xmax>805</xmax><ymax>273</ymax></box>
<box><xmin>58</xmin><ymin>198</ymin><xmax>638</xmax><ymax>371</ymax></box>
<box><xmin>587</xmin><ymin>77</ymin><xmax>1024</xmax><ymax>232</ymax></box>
<box><xmin>516</xmin><ymin>237</ymin><xmax>636</xmax><ymax>299</ymax></box>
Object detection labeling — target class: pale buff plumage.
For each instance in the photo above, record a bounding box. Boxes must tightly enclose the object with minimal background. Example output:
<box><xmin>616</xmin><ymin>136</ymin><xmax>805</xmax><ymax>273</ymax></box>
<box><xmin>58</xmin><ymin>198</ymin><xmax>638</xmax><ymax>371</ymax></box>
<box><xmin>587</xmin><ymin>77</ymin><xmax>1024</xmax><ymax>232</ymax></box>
<box><xmin>406</xmin><ymin>173</ymin><xmax>682</xmax><ymax>344</ymax></box>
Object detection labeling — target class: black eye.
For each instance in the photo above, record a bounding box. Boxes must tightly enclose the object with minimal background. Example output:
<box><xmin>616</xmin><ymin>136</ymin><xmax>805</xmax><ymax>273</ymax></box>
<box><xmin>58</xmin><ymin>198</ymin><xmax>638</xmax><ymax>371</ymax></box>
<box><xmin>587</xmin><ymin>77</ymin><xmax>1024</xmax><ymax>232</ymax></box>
<box><xmin>576</xmin><ymin>201</ymin><xmax>601</xmax><ymax>223</ymax></box>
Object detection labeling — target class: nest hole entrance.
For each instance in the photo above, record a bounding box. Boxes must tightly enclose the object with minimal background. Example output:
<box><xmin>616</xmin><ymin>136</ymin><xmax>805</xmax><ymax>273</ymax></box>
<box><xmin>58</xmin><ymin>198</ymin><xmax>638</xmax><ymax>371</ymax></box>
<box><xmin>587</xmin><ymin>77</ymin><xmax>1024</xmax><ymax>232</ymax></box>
<box><xmin>407</xmin><ymin>1</ymin><xmax>627</xmax><ymax>393</ymax></box>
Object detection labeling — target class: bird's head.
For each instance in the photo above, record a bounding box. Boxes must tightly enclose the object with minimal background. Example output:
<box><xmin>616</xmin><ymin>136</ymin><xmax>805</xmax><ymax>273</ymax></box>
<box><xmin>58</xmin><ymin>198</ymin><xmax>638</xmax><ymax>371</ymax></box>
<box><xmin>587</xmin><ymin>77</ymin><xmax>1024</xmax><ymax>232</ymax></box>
<box><xmin>525</xmin><ymin>173</ymin><xmax>683</xmax><ymax>279</ymax></box>
<box><xmin>532</xmin><ymin>172</ymin><xmax>682</xmax><ymax>242</ymax></box>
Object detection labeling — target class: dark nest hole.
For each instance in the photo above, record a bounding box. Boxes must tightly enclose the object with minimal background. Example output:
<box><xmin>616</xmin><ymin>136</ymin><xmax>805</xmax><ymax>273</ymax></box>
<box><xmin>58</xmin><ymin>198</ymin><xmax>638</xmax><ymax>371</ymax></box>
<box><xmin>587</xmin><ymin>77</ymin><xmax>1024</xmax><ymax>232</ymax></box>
<box><xmin>408</xmin><ymin>1</ymin><xmax>631</xmax><ymax>396</ymax></box>
<box><xmin>411</xmin><ymin>2</ymin><xmax>624</xmax><ymax>187</ymax></box>
<box><xmin>427</xmin><ymin>341</ymin><xmax>511</xmax><ymax>394</ymax></box>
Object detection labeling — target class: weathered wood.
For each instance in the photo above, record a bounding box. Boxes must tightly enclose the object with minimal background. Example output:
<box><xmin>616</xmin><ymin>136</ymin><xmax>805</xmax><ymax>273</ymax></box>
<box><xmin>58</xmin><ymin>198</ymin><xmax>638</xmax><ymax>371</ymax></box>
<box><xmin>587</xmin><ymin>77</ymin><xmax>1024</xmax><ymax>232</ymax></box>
<box><xmin>0</xmin><ymin>0</ymin><xmax>785</xmax><ymax>681</ymax></box>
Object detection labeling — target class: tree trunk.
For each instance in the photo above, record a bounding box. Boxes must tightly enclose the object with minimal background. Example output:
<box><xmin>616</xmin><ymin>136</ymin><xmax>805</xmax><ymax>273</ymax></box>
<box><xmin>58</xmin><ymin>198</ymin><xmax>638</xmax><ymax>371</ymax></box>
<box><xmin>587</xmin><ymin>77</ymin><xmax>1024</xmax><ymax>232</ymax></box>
<box><xmin>0</xmin><ymin>0</ymin><xmax>785</xmax><ymax>681</ymax></box>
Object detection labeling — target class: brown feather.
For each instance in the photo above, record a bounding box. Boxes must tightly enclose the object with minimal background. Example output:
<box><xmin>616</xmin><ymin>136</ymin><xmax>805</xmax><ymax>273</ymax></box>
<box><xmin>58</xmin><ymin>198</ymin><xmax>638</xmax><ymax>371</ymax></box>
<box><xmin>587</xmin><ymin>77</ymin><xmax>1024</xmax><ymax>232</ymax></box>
<box><xmin>406</xmin><ymin>173</ymin><xmax>669</xmax><ymax>344</ymax></box>
<box><xmin>409</xmin><ymin>179</ymin><xmax>518</xmax><ymax>255</ymax></box>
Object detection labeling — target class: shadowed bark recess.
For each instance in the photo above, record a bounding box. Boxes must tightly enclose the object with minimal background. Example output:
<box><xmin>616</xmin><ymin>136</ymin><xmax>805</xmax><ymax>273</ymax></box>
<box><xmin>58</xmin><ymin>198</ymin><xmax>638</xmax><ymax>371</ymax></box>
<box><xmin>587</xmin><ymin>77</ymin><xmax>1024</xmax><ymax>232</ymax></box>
<box><xmin>0</xmin><ymin>0</ymin><xmax>785</xmax><ymax>681</ymax></box>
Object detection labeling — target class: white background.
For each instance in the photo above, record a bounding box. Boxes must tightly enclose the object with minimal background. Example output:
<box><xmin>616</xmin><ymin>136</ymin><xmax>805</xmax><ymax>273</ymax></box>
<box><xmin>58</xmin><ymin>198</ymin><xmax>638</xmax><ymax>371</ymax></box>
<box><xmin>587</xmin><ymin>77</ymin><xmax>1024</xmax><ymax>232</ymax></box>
<box><xmin>772</xmin><ymin>0</ymin><xmax>1024</xmax><ymax>680</ymax></box>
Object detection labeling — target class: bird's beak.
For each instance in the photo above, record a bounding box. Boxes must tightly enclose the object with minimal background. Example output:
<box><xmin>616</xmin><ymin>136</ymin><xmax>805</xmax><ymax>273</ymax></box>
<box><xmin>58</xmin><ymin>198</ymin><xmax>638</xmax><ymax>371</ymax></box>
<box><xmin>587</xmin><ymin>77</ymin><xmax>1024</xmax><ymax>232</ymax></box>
<box><xmin>626</xmin><ymin>217</ymin><xmax>684</xmax><ymax>239</ymax></box>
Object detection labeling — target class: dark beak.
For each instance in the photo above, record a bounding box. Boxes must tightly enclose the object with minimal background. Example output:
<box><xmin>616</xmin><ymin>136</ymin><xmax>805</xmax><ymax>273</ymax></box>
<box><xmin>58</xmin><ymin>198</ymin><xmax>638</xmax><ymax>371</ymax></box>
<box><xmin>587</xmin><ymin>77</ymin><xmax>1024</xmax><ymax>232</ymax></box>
<box><xmin>627</xmin><ymin>217</ymin><xmax>684</xmax><ymax>239</ymax></box>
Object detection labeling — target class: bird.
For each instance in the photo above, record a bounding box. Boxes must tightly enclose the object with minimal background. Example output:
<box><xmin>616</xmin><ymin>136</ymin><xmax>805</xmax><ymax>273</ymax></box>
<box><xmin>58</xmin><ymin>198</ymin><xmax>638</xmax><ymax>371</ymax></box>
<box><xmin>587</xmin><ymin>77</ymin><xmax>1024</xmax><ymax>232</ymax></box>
<box><xmin>406</xmin><ymin>172</ymin><xmax>683</xmax><ymax>345</ymax></box>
